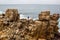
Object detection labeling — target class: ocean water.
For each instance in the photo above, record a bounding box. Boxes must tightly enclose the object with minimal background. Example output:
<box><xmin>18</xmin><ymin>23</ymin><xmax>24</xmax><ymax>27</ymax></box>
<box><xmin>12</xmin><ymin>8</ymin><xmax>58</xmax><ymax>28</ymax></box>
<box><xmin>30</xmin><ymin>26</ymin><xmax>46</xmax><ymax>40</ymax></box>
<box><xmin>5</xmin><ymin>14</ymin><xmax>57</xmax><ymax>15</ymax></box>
<box><xmin>0</xmin><ymin>4</ymin><xmax>60</xmax><ymax>18</ymax></box>
<box><xmin>0</xmin><ymin>4</ymin><xmax>60</xmax><ymax>28</ymax></box>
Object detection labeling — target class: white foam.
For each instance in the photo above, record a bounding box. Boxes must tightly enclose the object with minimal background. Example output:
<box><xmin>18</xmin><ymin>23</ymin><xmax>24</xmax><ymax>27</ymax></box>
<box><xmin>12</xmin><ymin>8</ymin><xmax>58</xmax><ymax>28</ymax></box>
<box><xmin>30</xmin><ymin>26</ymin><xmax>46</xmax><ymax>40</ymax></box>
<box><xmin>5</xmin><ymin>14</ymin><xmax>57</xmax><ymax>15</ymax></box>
<box><xmin>20</xmin><ymin>14</ymin><xmax>27</xmax><ymax>19</ymax></box>
<box><xmin>0</xmin><ymin>11</ymin><xmax>3</xmax><ymax>14</ymax></box>
<box><xmin>0</xmin><ymin>11</ymin><xmax>5</xmax><ymax>14</ymax></box>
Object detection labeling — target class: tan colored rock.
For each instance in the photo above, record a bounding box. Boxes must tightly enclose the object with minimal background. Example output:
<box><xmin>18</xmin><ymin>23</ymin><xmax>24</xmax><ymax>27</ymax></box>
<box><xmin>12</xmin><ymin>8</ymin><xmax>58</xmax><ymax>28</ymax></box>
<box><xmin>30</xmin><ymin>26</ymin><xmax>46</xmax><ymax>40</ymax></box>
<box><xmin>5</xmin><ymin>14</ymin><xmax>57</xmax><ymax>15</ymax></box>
<box><xmin>38</xmin><ymin>38</ymin><xmax>46</xmax><ymax>40</ymax></box>
<box><xmin>50</xmin><ymin>14</ymin><xmax>59</xmax><ymax>21</ymax></box>
<box><xmin>39</xmin><ymin>11</ymin><xmax>50</xmax><ymax>20</ymax></box>
<box><xmin>41</xmin><ymin>11</ymin><xmax>50</xmax><ymax>15</ymax></box>
<box><xmin>49</xmin><ymin>20</ymin><xmax>58</xmax><ymax>26</ymax></box>
<box><xmin>5</xmin><ymin>9</ymin><xmax>19</xmax><ymax>21</ymax></box>
<box><xmin>0</xmin><ymin>14</ymin><xmax>5</xmax><ymax>18</ymax></box>
<box><xmin>0</xmin><ymin>10</ymin><xmax>59</xmax><ymax>40</ymax></box>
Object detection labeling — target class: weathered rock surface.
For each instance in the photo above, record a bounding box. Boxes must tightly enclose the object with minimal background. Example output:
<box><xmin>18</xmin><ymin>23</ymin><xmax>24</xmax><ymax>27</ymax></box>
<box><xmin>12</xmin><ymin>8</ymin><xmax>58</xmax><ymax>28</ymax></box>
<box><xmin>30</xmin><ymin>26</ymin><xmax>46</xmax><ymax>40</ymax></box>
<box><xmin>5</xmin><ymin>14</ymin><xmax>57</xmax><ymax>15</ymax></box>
<box><xmin>0</xmin><ymin>9</ymin><xmax>59</xmax><ymax>40</ymax></box>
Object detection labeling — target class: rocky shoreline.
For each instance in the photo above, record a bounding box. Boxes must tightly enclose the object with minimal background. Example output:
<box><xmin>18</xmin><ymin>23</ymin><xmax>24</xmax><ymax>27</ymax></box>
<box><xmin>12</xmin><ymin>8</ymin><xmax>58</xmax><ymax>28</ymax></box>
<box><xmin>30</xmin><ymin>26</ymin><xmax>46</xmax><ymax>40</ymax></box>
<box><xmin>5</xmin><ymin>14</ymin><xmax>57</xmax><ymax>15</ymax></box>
<box><xmin>0</xmin><ymin>9</ymin><xmax>60</xmax><ymax>40</ymax></box>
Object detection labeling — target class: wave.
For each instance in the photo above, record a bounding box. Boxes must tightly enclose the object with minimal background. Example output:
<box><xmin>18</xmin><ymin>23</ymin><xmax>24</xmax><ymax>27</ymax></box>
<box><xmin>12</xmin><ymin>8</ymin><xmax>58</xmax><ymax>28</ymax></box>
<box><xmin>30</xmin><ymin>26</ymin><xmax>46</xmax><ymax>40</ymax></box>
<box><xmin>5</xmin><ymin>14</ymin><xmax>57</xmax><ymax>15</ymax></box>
<box><xmin>20</xmin><ymin>14</ymin><xmax>26</xmax><ymax>19</ymax></box>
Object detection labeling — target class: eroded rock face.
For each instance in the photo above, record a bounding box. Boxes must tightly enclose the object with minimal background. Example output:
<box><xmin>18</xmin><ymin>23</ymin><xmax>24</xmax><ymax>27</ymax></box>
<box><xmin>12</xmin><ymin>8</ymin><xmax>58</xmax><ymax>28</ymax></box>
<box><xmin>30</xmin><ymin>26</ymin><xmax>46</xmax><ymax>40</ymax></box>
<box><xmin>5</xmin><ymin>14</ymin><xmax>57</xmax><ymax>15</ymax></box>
<box><xmin>5</xmin><ymin>9</ymin><xmax>19</xmax><ymax>21</ymax></box>
<box><xmin>38</xmin><ymin>11</ymin><xmax>59</xmax><ymax>40</ymax></box>
<box><xmin>0</xmin><ymin>9</ymin><xmax>59</xmax><ymax>40</ymax></box>
<box><xmin>50</xmin><ymin>14</ymin><xmax>59</xmax><ymax>21</ymax></box>
<box><xmin>39</xmin><ymin>11</ymin><xmax>50</xmax><ymax>21</ymax></box>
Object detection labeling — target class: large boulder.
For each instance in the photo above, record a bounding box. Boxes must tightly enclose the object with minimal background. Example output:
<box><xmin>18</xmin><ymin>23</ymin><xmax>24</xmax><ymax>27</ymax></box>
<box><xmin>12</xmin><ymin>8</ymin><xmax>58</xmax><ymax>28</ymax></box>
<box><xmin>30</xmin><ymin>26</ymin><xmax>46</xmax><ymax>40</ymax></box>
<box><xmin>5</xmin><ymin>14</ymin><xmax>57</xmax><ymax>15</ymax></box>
<box><xmin>50</xmin><ymin>14</ymin><xmax>59</xmax><ymax>21</ymax></box>
<box><xmin>5</xmin><ymin>9</ymin><xmax>19</xmax><ymax>21</ymax></box>
<box><xmin>39</xmin><ymin>11</ymin><xmax>50</xmax><ymax>21</ymax></box>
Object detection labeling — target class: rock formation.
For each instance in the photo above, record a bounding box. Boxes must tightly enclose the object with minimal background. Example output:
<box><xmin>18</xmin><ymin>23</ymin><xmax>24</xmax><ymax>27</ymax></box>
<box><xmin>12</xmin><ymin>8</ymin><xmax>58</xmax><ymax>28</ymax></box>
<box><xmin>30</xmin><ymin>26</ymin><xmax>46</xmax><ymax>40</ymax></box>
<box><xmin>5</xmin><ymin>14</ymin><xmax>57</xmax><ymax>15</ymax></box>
<box><xmin>0</xmin><ymin>9</ymin><xmax>59</xmax><ymax>40</ymax></box>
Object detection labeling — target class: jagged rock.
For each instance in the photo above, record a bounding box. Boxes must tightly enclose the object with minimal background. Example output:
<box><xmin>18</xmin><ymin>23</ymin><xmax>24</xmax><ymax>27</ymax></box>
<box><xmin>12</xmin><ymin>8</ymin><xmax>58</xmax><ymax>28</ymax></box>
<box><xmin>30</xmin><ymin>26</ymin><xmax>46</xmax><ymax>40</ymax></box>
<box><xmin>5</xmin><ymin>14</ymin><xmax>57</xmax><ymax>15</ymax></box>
<box><xmin>49</xmin><ymin>20</ymin><xmax>58</xmax><ymax>26</ymax></box>
<box><xmin>50</xmin><ymin>14</ymin><xmax>59</xmax><ymax>21</ymax></box>
<box><xmin>0</xmin><ymin>9</ymin><xmax>59</xmax><ymax>40</ymax></box>
<box><xmin>0</xmin><ymin>14</ymin><xmax>5</xmax><ymax>18</ymax></box>
<box><xmin>38</xmin><ymin>38</ymin><xmax>46</xmax><ymax>40</ymax></box>
<box><xmin>39</xmin><ymin>11</ymin><xmax>50</xmax><ymax>21</ymax></box>
<box><xmin>5</xmin><ymin>9</ymin><xmax>19</xmax><ymax>21</ymax></box>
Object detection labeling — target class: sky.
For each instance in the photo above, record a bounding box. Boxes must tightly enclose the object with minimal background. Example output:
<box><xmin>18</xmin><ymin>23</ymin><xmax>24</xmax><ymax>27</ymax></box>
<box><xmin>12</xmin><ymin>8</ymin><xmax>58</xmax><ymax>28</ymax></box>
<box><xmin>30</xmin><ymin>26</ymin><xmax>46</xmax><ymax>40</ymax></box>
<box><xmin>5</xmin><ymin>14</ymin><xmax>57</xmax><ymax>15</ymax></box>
<box><xmin>0</xmin><ymin>0</ymin><xmax>60</xmax><ymax>4</ymax></box>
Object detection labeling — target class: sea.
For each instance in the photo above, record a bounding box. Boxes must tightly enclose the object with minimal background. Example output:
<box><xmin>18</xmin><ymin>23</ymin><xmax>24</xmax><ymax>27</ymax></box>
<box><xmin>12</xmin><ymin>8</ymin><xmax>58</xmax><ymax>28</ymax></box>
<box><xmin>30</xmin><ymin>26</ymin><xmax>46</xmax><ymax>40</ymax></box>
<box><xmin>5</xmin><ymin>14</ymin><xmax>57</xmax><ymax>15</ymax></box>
<box><xmin>0</xmin><ymin>4</ymin><xmax>60</xmax><ymax>30</ymax></box>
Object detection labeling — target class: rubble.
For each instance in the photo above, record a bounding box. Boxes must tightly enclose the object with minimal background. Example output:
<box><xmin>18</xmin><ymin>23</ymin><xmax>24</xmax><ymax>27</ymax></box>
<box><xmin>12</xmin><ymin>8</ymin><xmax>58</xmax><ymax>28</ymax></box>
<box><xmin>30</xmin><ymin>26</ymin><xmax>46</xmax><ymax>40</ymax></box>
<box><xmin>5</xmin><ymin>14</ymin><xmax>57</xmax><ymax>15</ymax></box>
<box><xmin>0</xmin><ymin>9</ymin><xmax>59</xmax><ymax>40</ymax></box>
